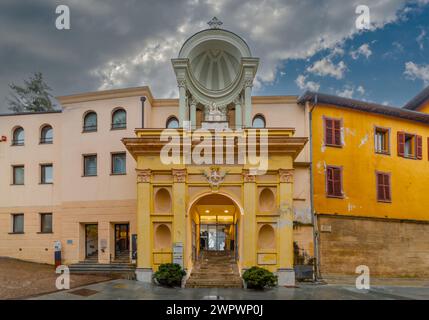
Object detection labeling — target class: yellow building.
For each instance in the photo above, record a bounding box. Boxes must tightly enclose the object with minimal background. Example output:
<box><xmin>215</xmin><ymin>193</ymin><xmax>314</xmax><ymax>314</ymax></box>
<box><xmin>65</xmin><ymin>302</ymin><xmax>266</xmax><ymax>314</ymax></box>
<box><xmin>122</xmin><ymin>26</ymin><xmax>309</xmax><ymax>286</ymax></box>
<box><xmin>299</xmin><ymin>92</ymin><xmax>429</xmax><ymax>277</ymax></box>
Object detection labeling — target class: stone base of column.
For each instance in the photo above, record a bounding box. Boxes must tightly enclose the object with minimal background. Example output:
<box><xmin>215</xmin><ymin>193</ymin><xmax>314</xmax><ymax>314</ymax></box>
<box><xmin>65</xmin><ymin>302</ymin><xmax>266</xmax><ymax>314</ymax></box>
<box><xmin>277</xmin><ymin>268</ymin><xmax>295</xmax><ymax>287</ymax></box>
<box><xmin>135</xmin><ymin>268</ymin><xmax>153</xmax><ymax>283</ymax></box>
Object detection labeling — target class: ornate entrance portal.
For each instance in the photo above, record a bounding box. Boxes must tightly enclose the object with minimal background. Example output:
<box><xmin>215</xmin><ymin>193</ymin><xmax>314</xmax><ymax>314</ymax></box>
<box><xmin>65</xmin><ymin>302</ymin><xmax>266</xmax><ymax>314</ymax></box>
<box><xmin>189</xmin><ymin>193</ymin><xmax>239</xmax><ymax>259</ymax></box>
<box><xmin>123</xmin><ymin>21</ymin><xmax>308</xmax><ymax>287</ymax></box>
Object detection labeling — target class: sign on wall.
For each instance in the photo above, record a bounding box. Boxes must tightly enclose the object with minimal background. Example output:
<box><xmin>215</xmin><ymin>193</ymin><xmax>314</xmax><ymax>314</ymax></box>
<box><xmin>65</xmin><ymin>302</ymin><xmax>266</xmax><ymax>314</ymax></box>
<box><xmin>173</xmin><ymin>242</ymin><xmax>184</xmax><ymax>268</ymax></box>
<box><xmin>131</xmin><ymin>234</ymin><xmax>137</xmax><ymax>261</ymax></box>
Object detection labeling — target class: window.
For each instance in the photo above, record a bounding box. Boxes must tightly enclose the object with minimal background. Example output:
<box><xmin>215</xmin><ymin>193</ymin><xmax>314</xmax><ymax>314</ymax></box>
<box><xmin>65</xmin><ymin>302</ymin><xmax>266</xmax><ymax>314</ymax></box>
<box><xmin>252</xmin><ymin>115</ymin><xmax>266</xmax><ymax>128</ymax></box>
<box><xmin>12</xmin><ymin>127</ymin><xmax>24</xmax><ymax>146</ymax></box>
<box><xmin>166</xmin><ymin>116</ymin><xmax>179</xmax><ymax>129</ymax></box>
<box><xmin>326</xmin><ymin>166</ymin><xmax>343</xmax><ymax>198</ymax></box>
<box><xmin>112</xmin><ymin>108</ymin><xmax>126</xmax><ymax>129</ymax></box>
<box><xmin>83</xmin><ymin>112</ymin><xmax>97</xmax><ymax>132</ymax></box>
<box><xmin>83</xmin><ymin>154</ymin><xmax>97</xmax><ymax>176</ymax></box>
<box><xmin>111</xmin><ymin>152</ymin><xmax>126</xmax><ymax>175</ymax></box>
<box><xmin>40</xmin><ymin>213</ymin><xmax>53</xmax><ymax>233</ymax></box>
<box><xmin>40</xmin><ymin>125</ymin><xmax>53</xmax><ymax>144</ymax></box>
<box><xmin>12</xmin><ymin>214</ymin><xmax>24</xmax><ymax>233</ymax></box>
<box><xmin>374</xmin><ymin>127</ymin><xmax>390</xmax><ymax>154</ymax></box>
<box><xmin>397</xmin><ymin>132</ymin><xmax>422</xmax><ymax>159</ymax></box>
<box><xmin>376</xmin><ymin>172</ymin><xmax>391</xmax><ymax>202</ymax></box>
<box><xmin>12</xmin><ymin>165</ymin><xmax>24</xmax><ymax>185</ymax></box>
<box><xmin>324</xmin><ymin>117</ymin><xmax>342</xmax><ymax>147</ymax></box>
<box><xmin>41</xmin><ymin>164</ymin><xmax>53</xmax><ymax>184</ymax></box>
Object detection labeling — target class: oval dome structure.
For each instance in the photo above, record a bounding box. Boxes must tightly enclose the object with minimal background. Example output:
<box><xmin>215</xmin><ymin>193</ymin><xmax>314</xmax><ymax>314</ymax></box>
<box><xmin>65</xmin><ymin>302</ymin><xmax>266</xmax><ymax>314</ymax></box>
<box><xmin>173</xmin><ymin>26</ymin><xmax>258</xmax><ymax>106</ymax></box>
<box><xmin>189</xmin><ymin>40</ymin><xmax>241</xmax><ymax>91</ymax></box>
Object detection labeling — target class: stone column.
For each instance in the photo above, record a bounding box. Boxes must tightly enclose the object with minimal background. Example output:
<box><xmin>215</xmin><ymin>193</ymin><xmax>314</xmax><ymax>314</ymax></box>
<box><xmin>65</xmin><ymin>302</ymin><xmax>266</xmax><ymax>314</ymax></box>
<box><xmin>190</xmin><ymin>98</ymin><xmax>197</xmax><ymax>129</ymax></box>
<box><xmin>277</xmin><ymin>168</ymin><xmax>295</xmax><ymax>286</ymax></box>
<box><xmin>241</xmin><ymin>169</ymin><xmax>257</xmax><ymax>269</ymax></box>
<box><xmin>244</xmin><ymin>79</ymin><xmax>253</xmax><ymax>127</ymax></box>
<box><xmin>172</xmin><ymin>169</ymin><xmax>187</xmax><ymax>269</ymax></box>
<box><xmin>235</xmin><ymin>96</ymin><xmax>242</xmax><ymax>129</ymax></box>
<box><xmin>135</xmin><ymin>169</ymin><xmax>152</xmax><ymax>282</ymax></box>
<box><xmin>178</xmin><ymin>80</ymin><xmax>187</xmax><ymax>127</ymax></box>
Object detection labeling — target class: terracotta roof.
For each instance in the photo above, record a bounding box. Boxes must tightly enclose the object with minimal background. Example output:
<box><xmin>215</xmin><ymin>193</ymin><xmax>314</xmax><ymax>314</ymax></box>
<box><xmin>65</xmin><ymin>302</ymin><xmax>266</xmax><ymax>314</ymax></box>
<box><xmin>298</xmin><ymin>91</ymin><xmax>429</xmax><ymax>125</ymax></box>
<box><xmin>403</xmin><ymin>85</ymin><xmax>429</xmax><ymax>110</ymax></box>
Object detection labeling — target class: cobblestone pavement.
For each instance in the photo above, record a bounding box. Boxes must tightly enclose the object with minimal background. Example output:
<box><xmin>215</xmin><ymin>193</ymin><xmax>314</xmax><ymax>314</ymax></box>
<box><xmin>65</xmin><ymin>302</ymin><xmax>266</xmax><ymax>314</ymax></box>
<box><xmin>0</xmin><ymin>258</ymin><xmax>112</xmax><ymax>299</ymax></box>
<box><xmin>31</xmin><ymin>278</ymin><xmax>429</xmax><ymax>300</ymax></box>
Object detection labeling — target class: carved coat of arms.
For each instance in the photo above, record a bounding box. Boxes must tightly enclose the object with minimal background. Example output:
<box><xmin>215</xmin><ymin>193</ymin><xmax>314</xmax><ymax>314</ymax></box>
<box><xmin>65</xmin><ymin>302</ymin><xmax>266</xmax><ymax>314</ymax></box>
<box><xmin>203</xmin><ymin>166</ymin><xmax>227</xmax><ymax>191</ymax></box>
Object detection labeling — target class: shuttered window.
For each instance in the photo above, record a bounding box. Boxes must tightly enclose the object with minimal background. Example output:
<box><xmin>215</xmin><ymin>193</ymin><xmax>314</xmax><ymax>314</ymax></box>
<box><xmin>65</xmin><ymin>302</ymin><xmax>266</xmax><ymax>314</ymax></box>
<box><xmin>324</xmin><ymin>118</ymin><xmax>342</xmax><ymax>147</ymax></box>
<box><xmin>326</xmin><ymin>166</ymin><xmax>343</xmax><ymax>198</ymax></box>
<box><xmin>397</xmin><ymin>132</ymin><xmax>422</xmax><ymax>159</ymax></box>
<box><xmin>374</xmin><ymin>127</ymin><xmax>390</xmax><ymax>154</ymax></box>
<box><xmin>376</xmin><ymin>172</ymin><xmax>391</xmax><ymax>202</ymax></box>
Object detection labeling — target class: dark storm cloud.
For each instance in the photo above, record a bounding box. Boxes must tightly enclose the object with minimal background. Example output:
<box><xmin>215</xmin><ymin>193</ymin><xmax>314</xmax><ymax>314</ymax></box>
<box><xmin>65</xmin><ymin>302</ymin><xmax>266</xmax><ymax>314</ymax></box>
<box><xmin>0</xmin><ymin>0</ymin><xmax>411</xmax><ymax>113</ymax></box>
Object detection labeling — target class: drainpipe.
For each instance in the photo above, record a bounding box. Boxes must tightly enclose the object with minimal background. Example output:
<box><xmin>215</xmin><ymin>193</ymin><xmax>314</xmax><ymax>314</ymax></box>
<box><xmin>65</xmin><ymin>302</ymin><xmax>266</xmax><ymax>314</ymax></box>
<box><xmin>140</xmin><ymin>96</ymin><xmax>146</xmax><ymax>128</ymax></box>
<box><xmin>309</xmin><ymin>94</ymin><xmax>322</xmax><ymax>281</ymax></box>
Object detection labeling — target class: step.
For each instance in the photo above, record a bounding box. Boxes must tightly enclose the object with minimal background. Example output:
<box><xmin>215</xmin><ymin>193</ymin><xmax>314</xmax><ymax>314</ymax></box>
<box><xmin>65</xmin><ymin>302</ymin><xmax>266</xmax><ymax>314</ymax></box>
<box><xmin>185</xmin><ymin>281</ymin><xmax>242</xmax><ymax>288</ymax></box>
<box><xmin>68</xmin><ymin>263</ymin><xmax>136</xmax><ymax>273</ymax></box>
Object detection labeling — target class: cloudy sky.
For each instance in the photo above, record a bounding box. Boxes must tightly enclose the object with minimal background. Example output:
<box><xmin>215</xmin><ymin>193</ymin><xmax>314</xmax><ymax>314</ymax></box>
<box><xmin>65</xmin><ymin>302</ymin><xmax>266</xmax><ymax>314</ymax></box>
<box><xmin>0</xmin><ymin>0</ymin><xmax>428</xmax><ymax>113</ymax></box>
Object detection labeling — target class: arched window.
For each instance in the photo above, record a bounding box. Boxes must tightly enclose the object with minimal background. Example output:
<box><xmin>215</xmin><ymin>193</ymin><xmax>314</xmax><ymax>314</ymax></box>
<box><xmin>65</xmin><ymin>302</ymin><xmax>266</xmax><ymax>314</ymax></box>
<box><xmin>40</xmin><ymin>125</ymin><xmax>53</xmax><ymax>144</ymax></box>
<box><xmin>12</xmin><ymin>127</ymin><xmax>24</xmax><ymax>146</ymax></box>
<box><xmin>112</xmin><ymin>108</ymin><xmax>127</xmax><ymax>129</ymax></box>
<box><xmin>166</xmin><ymin>116</ymin><xmax>179</xmax><ymax>129</ymax></box>
<box><xmin>83</xmin><ymin>111</ymin><xmax>97</xmax><ymax>132</ymax></box>
<box><xmin>252</xmin><ymin>114</ymin><xmax>266</xmax><ymax>128</ymax></box>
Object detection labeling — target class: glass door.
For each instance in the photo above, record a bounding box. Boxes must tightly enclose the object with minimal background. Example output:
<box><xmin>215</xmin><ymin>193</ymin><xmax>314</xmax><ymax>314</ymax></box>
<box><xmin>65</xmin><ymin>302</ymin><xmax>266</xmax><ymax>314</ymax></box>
<box><xmin>199</xmin><ymin>223</ymin><xmax>231</xmax><ymax>251</ymax></box>
<box><xmin>115</xmin><ymin>224</ymin><xmax>129</xmax><ymax>259</ymax></box>
<box><xmin>208</xmin><ymin>225</ymin><xmax>217</xmax><ymax>250</ymax></box>
<box><xmin>85</xmin><ymin>224</ymin><xmax>98</xmax><ymax>259</ymax></box>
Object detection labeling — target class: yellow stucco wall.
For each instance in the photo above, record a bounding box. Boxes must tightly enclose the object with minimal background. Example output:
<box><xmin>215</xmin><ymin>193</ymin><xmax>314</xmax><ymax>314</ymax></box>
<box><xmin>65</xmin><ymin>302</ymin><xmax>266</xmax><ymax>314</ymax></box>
<box><xmin>312</xmin><ymin>104</ymin><xmax>429</xmax><ymax>221</ymax></box>
<box><xmin>416</xmin><ymin>100</ymin><xmax>429</xmax><ymax>114</ymax></box>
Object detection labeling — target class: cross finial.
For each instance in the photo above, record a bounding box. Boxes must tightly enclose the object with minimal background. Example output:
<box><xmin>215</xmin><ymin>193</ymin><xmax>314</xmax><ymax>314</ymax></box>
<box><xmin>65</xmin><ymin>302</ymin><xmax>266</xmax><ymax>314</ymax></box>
<box><xmin>207</xmin><ymin>17</ymin><xmax>223</xmax><ymax>29</ymax></box>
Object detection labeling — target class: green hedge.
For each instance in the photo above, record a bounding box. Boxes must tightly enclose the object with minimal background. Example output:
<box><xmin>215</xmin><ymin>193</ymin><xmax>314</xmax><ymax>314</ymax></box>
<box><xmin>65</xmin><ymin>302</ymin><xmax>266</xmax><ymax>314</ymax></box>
<box><xmin>242</xmin><ymin>266</ymin><xmax>277</xmax><ymax>289</ymax></box>
<box><xmin>154</xmin><ymin>263</ymin><xmax>186</xmax><ymax>287</ymax></box>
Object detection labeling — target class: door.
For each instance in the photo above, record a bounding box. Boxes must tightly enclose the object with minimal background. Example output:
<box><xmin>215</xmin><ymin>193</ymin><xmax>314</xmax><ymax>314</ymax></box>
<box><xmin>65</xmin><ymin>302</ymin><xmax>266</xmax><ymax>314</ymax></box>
<box><xmin>115</xmin><ymin>224</ymin><xmax>129</xmax><ymax>259</ymax></box>
<box><xmin>85</xmin><ymin>224</ymin><xmax>98</xmax><ymax>259</ymax></box>
<box><xmin>199</xmin><ymin>223</ymin><xmax>233</xmax><ymax>252</ymax></box>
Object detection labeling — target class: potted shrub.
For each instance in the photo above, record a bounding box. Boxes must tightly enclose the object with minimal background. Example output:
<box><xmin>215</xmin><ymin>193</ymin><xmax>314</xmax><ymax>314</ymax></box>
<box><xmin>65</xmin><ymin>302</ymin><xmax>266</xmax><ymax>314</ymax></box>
<box><xmin>153</xmin><ymin>263</ymin><xmax>186</xmax><ymax>287</ymax></box>
<box><xmin>242</xmin><ymin>266</ymin><xmax>277</xmax><ymax>290</ymax></box>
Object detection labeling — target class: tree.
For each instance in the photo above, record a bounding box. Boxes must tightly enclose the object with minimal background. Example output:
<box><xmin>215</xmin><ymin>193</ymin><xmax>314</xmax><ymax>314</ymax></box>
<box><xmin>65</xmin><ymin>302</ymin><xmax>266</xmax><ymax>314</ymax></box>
<box><xmin>7</xmin><ymin>72</ymin><xmax>56</xmax><ymax>113</ymax></box>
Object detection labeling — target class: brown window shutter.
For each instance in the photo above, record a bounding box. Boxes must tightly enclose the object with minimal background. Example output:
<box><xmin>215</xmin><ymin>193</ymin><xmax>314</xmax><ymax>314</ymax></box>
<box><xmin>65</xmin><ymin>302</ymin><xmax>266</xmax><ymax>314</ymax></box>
<box><xmin>325</xmin><ymin>119</ymin><xmax>333</xmax><ymax>145</ymax></box>
<box><xmin>397</xmin><ymin>132</ymin><xmax>405</xmax><ymax>157</ymax></box>
<box><xmin>326</xmin><ymin>167</ymin><xmax>334</xmax><ymax>196</ymax></box>
<box><xmin>333</xmin><ymin>168</ymin><xmax>342</xmax><ymax>196</ymax></box>
<box><xmin>334</xmin><ymin>120</ymin><xmax>342</xmax><ymax>146</ymax></box>
<box><xmin>376</xmin><ymin>173</ymin><xmax>383</xmax><ymax>201</ymax></box>
<box><xmin>416</xmin><ymin>135</ymin><xmax>423</xmax><ymax>160</ymax></box>
<box><xmin>384</xmin><ymin>174</ymin><xmax>391</xmax><ymax>201</ymax></box>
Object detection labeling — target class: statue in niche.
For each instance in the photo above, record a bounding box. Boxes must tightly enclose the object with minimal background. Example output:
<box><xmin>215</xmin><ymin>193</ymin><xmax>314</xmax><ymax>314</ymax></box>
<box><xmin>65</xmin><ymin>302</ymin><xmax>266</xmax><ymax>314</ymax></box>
<box><xmin>205</xmin><ymin>101</ymin><xmax>227</xmax><ymax>122</ymax></box>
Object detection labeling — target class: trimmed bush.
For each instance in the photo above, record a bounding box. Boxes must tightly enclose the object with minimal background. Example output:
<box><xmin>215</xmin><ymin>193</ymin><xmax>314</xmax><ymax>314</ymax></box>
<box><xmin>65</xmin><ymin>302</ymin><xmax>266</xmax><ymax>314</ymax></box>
<box><xmin>154</xmin><ymin>263</ymin><xmax>186</xmax><ymax>287</ymax></box>
<box><xmin>242</xmin><ymin>266</ymin><xmax>277</xmax><ymax>289</ymax></box>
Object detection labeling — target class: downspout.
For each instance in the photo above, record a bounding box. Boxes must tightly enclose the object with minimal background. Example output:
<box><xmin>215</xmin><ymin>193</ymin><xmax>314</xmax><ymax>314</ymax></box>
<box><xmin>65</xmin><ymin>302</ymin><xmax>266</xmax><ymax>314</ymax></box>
<box><xmin>140</xmin><ymin>96</ymin><xmax>146</xmax><ymax>128</ymax></box>
<box><xmin>309</xmin><ymin>94</ymin><xmax>322</xmax><ymax>281</ymax></box>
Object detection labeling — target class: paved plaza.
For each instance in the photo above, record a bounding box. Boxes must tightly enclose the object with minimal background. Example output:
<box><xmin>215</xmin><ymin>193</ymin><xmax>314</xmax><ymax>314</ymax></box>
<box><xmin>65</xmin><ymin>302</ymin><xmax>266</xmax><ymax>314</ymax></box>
<box><xmin>31</xmin><ymin>279</ymin><xmax>429</xmax><ymax>300</ymax></box>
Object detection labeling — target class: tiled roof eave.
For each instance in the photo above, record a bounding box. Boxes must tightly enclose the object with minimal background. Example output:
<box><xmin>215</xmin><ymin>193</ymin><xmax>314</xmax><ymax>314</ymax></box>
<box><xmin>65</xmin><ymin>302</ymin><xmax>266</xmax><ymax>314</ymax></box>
<box><xmin>298</xmin><ymin>91</ymin><xmax>429</xmax><ymax>125</ymax></box>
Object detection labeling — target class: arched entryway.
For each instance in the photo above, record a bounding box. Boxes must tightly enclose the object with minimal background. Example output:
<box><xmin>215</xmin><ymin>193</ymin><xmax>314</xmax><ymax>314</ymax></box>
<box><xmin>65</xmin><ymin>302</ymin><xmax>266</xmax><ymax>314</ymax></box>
<box><xmin>188</xmin><ymin>193</ymin><xmax>242</xmax><ymax>262</ymax></box>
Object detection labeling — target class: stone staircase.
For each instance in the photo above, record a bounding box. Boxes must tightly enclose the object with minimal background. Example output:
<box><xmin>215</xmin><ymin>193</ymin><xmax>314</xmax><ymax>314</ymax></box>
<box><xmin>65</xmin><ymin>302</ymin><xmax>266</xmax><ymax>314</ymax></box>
<box><xmin>114</xmin><ymin>250</ymin><xmax>130</xmax><ymax>263</ymax></box>
<box><xmin>185</xmin><ymin>251</ymin><xmax>242</xmax><ymax>288</ymax></box>
<box><xmin>68</xmin><ymin>255</ymin><xmax>135</xmax><ymax>278</ymax></box>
